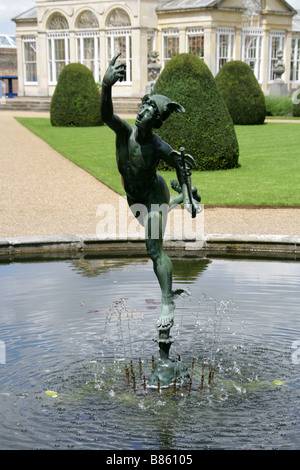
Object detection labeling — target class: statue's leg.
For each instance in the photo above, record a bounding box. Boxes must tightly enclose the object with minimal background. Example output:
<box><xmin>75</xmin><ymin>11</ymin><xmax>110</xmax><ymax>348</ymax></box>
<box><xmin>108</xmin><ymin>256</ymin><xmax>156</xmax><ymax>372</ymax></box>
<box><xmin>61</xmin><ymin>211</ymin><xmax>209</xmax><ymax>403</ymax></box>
<box><xmin>145</xmin><ymin>209</ymin><xmax>175</xmax><ymax>328</ymax></box>
<box><xmin>169</xmin><ymin>179</ymin><xmax>183</xmax><ymax>211</ymax></box>
<box><xmin>169</xmin><ymin>193</ymin><xmax>183</xmax><ymax>211</ymax></box>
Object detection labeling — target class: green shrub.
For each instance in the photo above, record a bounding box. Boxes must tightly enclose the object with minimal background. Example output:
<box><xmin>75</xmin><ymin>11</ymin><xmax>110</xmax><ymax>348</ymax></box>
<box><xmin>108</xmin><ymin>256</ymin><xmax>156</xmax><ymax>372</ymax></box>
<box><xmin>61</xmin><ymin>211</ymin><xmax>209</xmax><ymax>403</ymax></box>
<box><xmin>265</xmin><ymin>94</ymin><xmax>293</xmax><ymax>116</ymax></box>
<box><xmin>215</xmin><ymin>60</ymin><xmax>266</xmax><ymax>125</ymax></box>
<box><xmin>154</xmin><ymin>53</ymin><xmax>239</xmax><ymax>171</ymax></box>
<box><xmin>50</xmin><ymin>63</ymin><xmax>103</xmax><ymax>127</ymax></box>
<box><xmin>293</xmin><ymin>89</ymin><xmax>300</xmax><ymax>117</ymax></box>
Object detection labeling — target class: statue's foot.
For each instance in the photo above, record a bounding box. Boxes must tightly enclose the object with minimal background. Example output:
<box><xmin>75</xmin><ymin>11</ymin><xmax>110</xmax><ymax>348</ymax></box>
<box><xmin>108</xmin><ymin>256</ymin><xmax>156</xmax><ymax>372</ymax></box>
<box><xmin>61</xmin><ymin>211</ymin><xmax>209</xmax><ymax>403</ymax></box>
<box><xmin>185</xmin><ymin>199</ymin><xmax>202</xmax><ymax>216</ymax></box>
<box><xmin>156</xmin><ymin>289</ymin><xmax>191</xmax><ymax>329</ymax></box>
<box><xmin>192</xmin><ymin>186</ymin><xmax>201</xmax><ymax>203</ymax></box>
<box><xmin>157</xmin><ymin>301</ymin><xmax>175</xmax><ymax>329</ymax></box>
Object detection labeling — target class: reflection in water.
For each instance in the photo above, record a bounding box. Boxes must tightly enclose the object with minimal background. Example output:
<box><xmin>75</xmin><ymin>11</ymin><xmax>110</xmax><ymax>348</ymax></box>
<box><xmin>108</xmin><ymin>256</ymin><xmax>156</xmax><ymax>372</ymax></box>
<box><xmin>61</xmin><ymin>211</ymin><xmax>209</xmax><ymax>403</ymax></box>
<box><xmin>68</xmin><ymin>256</ymin><xmax>211</xmax><ymax>281</ymax></box>
<box><xmin>172</xmin><ymin>258</ymin><xmax>210</xmax><ymax>283</ymax></box>
<box><xmin>70</xmin><ymin>257</ymin><xmax>150</xmax><ymax>278</ymax></box>
<box><xmin>0</xmin><ymin>255</ymin><xmax>299</xmax><ymax>450</ymax></box>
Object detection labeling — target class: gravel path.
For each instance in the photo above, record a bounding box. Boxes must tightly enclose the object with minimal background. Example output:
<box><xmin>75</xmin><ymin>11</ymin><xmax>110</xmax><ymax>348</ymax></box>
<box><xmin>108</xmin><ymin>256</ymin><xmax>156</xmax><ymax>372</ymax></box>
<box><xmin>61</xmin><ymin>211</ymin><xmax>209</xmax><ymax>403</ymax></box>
<box><xmin>1</xmin><ymin>110</ymin><xmax>299</xmax><ymax>239</ymax></box>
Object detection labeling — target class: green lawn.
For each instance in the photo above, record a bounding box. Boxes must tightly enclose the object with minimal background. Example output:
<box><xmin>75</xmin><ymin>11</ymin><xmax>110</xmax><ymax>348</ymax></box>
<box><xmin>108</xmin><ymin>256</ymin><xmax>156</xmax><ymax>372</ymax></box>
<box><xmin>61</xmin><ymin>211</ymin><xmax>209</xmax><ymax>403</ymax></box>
<box><xmin>15</xmin><ymin>117</ymin><xmax>300</xmax><ymax>206</ymax></box>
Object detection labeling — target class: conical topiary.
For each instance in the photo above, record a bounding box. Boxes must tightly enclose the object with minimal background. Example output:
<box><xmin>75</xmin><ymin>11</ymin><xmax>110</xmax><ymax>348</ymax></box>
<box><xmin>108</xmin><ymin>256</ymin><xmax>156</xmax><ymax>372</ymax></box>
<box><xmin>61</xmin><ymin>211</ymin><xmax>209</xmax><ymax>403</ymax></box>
<box><xmin>50</xmin><ymin>63</ymin><xmax>103</xmax><ymax>127</ymax></box>
<box><xmin>215</xmin><ymin>60</ymin><xmax>266</xmax><ymax>125</ymax></box>
<box><xmin>154</xmin><ymin>53</ymin><xmax>239</xmax><ymax>171</ymax></box>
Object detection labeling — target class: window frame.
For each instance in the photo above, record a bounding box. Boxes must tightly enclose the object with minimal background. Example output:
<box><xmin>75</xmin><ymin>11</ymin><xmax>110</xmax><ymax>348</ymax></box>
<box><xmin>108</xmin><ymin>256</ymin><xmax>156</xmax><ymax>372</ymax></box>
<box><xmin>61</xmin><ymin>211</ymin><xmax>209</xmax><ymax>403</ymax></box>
<box><xmin>76</xmin><ymin>31</ymin><xmax>100</xmax><ymax>83</ymax></box>
<box><xmin>241</xmin><ymin>27</ymin><xmax>263</xmax><ymax>82</ymax></box>
<box><xmin>216</xmin><ymin>27</ymin><xmax>235</xmax><ymax>73</ymax></box>
<box><xmin>106</xmin><ymin>29</ymin><xmax>132</xmax><ymax>84</ymax></box>
<box><xmin>47</xmin><ymin>32</ymin><xmax>70</xmax><ymax>85</ymax></box>
<box><xmin>186</xmin><ymin>27</ymin><xmax>204</xmax><ymax>59</ymax></box>
<box><xmin>268</xmin><ymin>30</ymin><xmax>286</xmax><ymax>83</ymax></box>
<box><xmin>290</xmin><ymin>36</ymin><xmax>300</xmax><ymax>83</ymax></box>
<box><xmin>23</xmin><ymin>36</ymin><xmax>38</xmax><ymax>85</ymax></box>
<box><xmin>162</xmin><ymin>29</ymin><xmax>179</xmax><ymax>68</ymax></box>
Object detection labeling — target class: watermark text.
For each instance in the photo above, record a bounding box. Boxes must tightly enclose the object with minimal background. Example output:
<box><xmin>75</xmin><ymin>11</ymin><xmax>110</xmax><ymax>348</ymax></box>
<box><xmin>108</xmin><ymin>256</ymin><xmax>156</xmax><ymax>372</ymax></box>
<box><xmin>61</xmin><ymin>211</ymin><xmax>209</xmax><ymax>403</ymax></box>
<box><xmin>0</xmin><ymin>341</ymin><xmax>6</xmax><ymax>365</ymax></box>
<box><xmin>291</xmin><ymin>340</ymin><xmax>300</xmax><ymax>365</ymax></box>
<box><xmin>96</xmin><ymin>197</ymin><xmax>204</xmax><ymax>241</ymax></box>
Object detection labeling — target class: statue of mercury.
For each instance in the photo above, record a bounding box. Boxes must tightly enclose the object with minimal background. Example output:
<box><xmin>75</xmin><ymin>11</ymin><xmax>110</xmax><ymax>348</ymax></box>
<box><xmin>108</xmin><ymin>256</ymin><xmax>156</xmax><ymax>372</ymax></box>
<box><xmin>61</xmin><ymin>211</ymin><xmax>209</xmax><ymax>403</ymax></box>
<box><xmin>100</xmin><ymin>53</ymin><xmax>201</xmax><ymax>329</ymax></box>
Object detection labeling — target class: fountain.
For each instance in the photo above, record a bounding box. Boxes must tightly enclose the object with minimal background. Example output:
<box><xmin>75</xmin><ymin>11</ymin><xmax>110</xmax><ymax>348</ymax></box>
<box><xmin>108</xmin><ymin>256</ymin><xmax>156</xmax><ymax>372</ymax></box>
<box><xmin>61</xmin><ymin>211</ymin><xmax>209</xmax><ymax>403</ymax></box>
<box><xmin>1</xmin><ymin>254</ymin><xmax>300</xmax><ymax>449</ymax></box>
<box><xmin>100</xmin><ymin>53</ymin><xmax>201</xmax><ymax>389</ymax></box>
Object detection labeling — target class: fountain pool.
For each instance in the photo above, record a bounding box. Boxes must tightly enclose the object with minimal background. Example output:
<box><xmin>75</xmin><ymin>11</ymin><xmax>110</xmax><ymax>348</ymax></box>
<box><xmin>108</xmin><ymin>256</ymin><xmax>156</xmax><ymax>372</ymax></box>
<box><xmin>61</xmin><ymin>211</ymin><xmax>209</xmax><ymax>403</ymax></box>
<box><xmin>0</xmin><ymin>253</ymin><xmax>300</xmax><ymax>450</ymax></box>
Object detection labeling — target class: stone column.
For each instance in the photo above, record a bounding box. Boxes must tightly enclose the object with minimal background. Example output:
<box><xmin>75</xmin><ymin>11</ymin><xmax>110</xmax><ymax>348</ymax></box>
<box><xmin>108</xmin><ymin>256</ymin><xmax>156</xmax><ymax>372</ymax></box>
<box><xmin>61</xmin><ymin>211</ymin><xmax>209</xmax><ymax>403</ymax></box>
<box><xmin>99</xmin><ymin>30</ymin><xmax>106</xmax><ymax>83</ymax></box>
<box><xmin>261</xmin><ymin>26</ymin><xmax>270</xmax><ymax>93</ymax></box>
<box><xmin>37</xmin><ymin>32</ymin><xmax>49</xmax><ymax>97</ymax></box>
<box><xmin>204</xmin><ymin>25</ymin><xmax>216</xmax><ymax>75</ymax></box>
<box><xmin>131</xmin><ymin>28</ymin><xmax>148</xmax><ymax>97</ymax></box>
<box><xmin>285</xmin><ymin>30</ymin><xmax>292</xmax><ymax>90</ymax></box>
<box><xmin>69</xmin><ymin>31</ymin><xmax>76</xmax><ymax>63</ymax></box>
<box><xmin>15</xmin><ymin>34</ymin><xmax>24</xmax><ymax>96</ymax></box>
<box><xmin>156</xmin><ymin>28</ymin><xmax>162</xmax><ymax>70</ymax></box>
<box><xmin>179</xmin><ymin>28</ymin><xmax>186</xmax><ymax>53</ymax></box>
<box><xmin>235</xmin><ymin>26</ymin><xmax>242</xmax><ymax>60</ymax></box>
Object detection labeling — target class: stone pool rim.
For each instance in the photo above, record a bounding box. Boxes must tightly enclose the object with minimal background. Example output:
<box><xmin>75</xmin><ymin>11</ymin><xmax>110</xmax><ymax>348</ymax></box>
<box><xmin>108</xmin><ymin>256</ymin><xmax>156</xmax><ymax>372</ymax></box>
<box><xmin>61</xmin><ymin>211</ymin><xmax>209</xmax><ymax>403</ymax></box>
<box><xmin>0</xmin><ymin>233</ymin><xmax>299</xmax><ymax>259</ymax></box>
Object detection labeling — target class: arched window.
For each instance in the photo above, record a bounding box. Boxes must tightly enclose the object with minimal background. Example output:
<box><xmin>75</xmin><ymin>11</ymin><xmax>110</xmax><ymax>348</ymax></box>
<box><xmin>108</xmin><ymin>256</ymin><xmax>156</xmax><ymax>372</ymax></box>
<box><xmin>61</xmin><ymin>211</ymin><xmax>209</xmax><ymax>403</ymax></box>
<box><xmin>76</xmin><ymin>10</ymin><xmax>99</xmax><ymax>29</ymax></box>
<box><xmin>106</xmin><ymin>8</ymin><xmax>131</xmax><ymax>27</ymax></box>
<box><xmin>47</xmin><ymin>12</ymin><xmax>69</xmax><ymax>30</ymax></box>
<box><xmin>76</xmin><ymin>11</ymin><xmax>100</xmax><ymax>83</ymax></box>
<box><xmin>106</xmin><ymin>9</ymin><xmax>132</xmax><ymax>83</ymax></box>
<box><xmin>47</xmin><ymin>13</ymin><xmax>69</xmax><ymax>84</ymax></box>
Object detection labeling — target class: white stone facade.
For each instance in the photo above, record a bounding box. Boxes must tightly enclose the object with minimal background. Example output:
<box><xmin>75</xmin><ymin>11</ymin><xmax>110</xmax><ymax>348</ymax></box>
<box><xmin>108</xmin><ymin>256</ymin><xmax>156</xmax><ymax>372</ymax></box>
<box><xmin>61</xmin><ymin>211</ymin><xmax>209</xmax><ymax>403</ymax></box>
<box><xmin>12</xmin><ymin>0</ymin><xmax>300</xmax><ymax>98</ymax></box>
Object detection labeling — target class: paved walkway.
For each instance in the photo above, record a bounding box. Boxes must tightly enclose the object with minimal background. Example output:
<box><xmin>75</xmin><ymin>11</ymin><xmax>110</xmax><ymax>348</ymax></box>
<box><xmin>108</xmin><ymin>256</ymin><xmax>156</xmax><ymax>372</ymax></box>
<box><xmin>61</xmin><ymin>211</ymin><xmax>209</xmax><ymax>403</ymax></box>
<box><xmin>0</xmin><ymin>110</ymin><xmax>299</xmax><ymax>239</ymax></box>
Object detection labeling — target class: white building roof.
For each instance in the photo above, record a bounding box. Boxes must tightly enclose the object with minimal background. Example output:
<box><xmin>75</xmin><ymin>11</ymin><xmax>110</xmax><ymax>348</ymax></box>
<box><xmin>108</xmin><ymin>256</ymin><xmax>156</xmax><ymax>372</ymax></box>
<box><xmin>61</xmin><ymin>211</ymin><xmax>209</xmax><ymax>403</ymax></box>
<box><xmin>157</xmin><ymin>0</ymin><xmax>217</xmax><ymax>10</ymax></box>
<box><xmin>12</xmin><ymin>7</ymin><xmax>37</xmax><ymax>23</ymax></box>
<box><xmin>293</xmin><ymin>10</ymin><xmax>300</xmax><ymax>31</ymax></box>
<box><xmin>157</xmin><ymin>0</ymin><xmax>297</xmax><ymax>12</ymax></box>
<box><xmin>0</xmin><ymin>34</ymin><xmax>16</xmax><ymax>49</ymax></box>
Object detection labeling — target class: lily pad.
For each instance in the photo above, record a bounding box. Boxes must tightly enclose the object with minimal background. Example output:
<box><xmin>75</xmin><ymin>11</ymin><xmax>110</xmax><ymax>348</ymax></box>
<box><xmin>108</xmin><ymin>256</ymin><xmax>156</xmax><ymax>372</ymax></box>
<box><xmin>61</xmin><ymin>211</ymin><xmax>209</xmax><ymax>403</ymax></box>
<box><xmin>45</xmin><ymin>390</ymin><xmax>58</xmax><ymax>398</ymax></box>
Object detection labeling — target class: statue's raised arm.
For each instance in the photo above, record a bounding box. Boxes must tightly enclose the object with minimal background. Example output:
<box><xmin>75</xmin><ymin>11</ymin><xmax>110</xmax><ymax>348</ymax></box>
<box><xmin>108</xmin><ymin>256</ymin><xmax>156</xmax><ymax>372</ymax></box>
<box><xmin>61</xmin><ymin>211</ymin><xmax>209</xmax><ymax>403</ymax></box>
<box><xmin>100</xmin><ymin>53</ymin><xmax>130</xmax><ymax>135</ymax></box>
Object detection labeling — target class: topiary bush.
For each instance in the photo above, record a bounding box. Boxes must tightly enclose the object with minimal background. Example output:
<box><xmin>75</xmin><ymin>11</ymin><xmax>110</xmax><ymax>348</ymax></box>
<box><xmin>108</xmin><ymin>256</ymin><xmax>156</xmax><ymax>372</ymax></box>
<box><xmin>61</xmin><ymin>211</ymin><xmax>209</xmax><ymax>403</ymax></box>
<box><xmin>215</xmin><ymin>60</ymin><xmax>266</xmax><ymax>125</ymax></box>
<box><xmin>50</xmin><ymin>63</ymin><xmax>103</xmax><ymax>127</ymax></box>
<box><xmin>154</xmin><ymin>53</ymin><xmax>239</xmax><ymax>171</ymax></box>
<box><xmin>293</xmin><ymin>89</ymin><xmax>300</xmax><ymax>117</ymax></box>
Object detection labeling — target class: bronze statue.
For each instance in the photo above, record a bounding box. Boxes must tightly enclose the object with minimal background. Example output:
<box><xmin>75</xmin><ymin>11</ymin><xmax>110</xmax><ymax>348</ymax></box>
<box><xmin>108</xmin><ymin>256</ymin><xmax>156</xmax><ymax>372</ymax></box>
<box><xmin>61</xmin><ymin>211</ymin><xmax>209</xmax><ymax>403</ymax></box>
<box><xmin>100</xmin><ymin>53</ymin><xmax>201</xmax><ymax>336</ymax></box>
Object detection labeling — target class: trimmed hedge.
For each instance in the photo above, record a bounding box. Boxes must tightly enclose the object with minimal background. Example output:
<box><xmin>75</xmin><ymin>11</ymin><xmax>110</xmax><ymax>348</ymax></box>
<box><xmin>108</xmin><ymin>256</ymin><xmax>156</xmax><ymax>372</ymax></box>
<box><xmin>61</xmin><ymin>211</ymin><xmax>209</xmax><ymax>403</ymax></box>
<box><xmin>265</xmin><ymin>94</ymin><xmax>293</xmax><ymax>116</ymax></box>
<box><xmin>50</xmin><ymin>63</ymin><xmax>103</xmax><ymax>127</ymax></box>
<box><xmin>154</xmin><ymin>53</ymin><xmax>239</xmax><ymax>171</ymax></box>
<box><xmin>215</xmin><ymin>60</ymin><xmax>266</xmax><ymax>125</ymax></box>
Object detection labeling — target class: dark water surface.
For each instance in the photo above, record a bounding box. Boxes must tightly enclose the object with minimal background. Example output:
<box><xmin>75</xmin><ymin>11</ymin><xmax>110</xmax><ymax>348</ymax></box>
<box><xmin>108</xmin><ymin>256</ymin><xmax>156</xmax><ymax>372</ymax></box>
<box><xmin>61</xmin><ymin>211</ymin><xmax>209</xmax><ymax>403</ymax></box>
<box><xmin>0</xmin><ymin>255</ymin><xmax>300</xmax><ymax>450</ymax></box>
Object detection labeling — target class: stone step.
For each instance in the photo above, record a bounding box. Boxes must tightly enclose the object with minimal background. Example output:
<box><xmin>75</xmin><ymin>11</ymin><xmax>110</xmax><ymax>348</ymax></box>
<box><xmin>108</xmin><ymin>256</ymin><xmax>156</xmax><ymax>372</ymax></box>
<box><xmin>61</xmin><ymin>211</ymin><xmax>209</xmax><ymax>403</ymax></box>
<box><xmin>0</xmin><ymin>97</ymin><xmax>141</xmax><ymax>114</ymax></box>
<box><xmin>1</xmin><ymin>98</ymin><xmax>51</xmax><ymax>112</ymax></box>
<box><xmin>112</xmin><ymin>98</ymin><xmax>141</xmax><ymax>114</ymax></box>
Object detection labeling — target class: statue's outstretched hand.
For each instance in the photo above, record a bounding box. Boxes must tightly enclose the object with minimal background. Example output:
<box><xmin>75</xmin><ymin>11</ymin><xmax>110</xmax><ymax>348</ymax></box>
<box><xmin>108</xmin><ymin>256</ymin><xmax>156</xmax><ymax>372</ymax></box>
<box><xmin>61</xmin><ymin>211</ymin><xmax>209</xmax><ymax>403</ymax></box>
<box><xmin>103</xmin><ymin>52</ymin><xmax>126</xmax><ymax>86</ymax></box>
